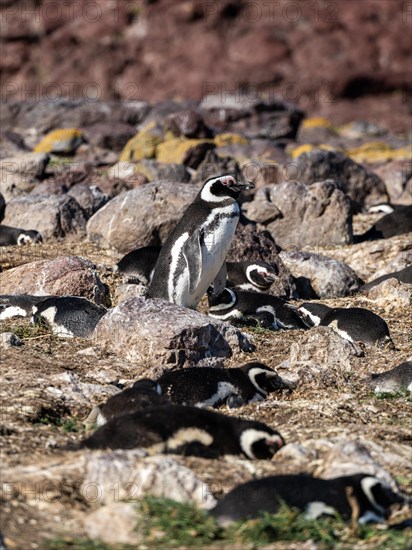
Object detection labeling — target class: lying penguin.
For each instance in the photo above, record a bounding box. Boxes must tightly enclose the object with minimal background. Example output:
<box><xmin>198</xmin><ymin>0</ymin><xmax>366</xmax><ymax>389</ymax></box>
<box><xmin>226</xmin><ymin>261</ymin><xmax>277</xmax><ymax>292</ymax></box>
<box><xmin>360</xmin><ymin>265</ymin><xmax>412</xmax><ymax>292</ymax></box>
<box><xmin>114</xmin><ymin>245</ymin><xmax>162</xmax><ymax>284</ymax></box>
<box><xmin>85</xmin><ymin>379</ymin><xmax>170</xmax><ymax>427</ymax></box>
<box><xmin>368</xmin><ymin>361</ymin><xmax>412</xmax><ymax>393</ymax></box>
<box><xmin>210</xmin><ymin>473</ymin><xmax>404</xmax><ymax>525</ymax></box>
<box><xmin>208</xmin><ymin>288</ymin><xmax>306</xmax><ymax>329</ymax></box>
<box><xmin>80</xmin><ymin>404</ymin><xmax>285</xmax><ymax>459</ymax></box>
<box><xmin>0</xmin><ymin>225</ymin><xmax>42</xmax><ymax>246</ymax></box>
<box><xmin>0</xmin><ymin>294</ymin><xmax>49</xmax><ymax>321</ymax></box>
<box><xmin>156</xmin><ymin>362</ymin><xmax>292</xmax><ymax>409</ymax></box>
<box><xmin>298</xmin><ymin>302</ymin><xmax>394</xmax><ymax>348</ymax></box>
<box><xmin>356</xmin><ymin>205</ymin><xmax>412</xmax><ymax>242</ymax></box>
<box><xmin>32</xmin><ymin>296</ymin><xmax>107</xmax><ymax>338</ymax></box>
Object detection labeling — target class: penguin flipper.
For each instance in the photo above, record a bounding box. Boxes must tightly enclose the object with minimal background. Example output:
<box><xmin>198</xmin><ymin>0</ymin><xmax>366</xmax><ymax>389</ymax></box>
<box><xmin>183</xmin><ymin>229</ymin><xmax>204</xmax><ymax>295</ymax></box>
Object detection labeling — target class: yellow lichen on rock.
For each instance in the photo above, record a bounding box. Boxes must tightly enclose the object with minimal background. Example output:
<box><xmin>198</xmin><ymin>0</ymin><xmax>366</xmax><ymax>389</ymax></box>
<box><xmin>119</xmin><ymin>122</ymin><xmax>164</xmax><ymax>162</ymax></box>
<box><xmin>347</xmin><ymin>142</ymin><xmax>411</xmax><ymax>163</ymax></box>
<box><xmin>302</xmin><ymin>117</ymin><xmax>335</xmax><ymax>130</ymax></box>
<box><xmin>290</xmin><ymin>143</ymin><xmax>341</xmax><ymax>159</ymax></box>
<box><xmin>156</xmin><ymin>138</ymin><xmax>214</xmax><ymax>164</ymax></box>
<box><xmin>34</xmin><ymin>128</ymin><xmax>83</xmax><ymax>154</ymax></box>
<box><xmin>214</xmin><ymin>133</ymin><xmax>249</xmax><ymax>147</ymax></box>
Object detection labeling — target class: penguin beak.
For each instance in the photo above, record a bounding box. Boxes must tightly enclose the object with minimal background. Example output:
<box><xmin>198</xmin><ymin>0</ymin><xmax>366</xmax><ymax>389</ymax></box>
<box><xmin>233</xmin><ymin>181</ymin><xmax>255</xmax><ymax>191</ymax></box>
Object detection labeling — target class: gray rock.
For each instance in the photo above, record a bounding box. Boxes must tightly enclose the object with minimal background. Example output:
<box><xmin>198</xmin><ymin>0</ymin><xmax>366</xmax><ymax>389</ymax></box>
<box><xmin>194</xmin><ymin>150</ymin><xmax>241</xmax><ymax>184</ymax></box>
<box><xmin>227</xmin><ymin>225</ymin><xmax>296</xmax><ymax>298</ymax></box>
<box><xmin>94</xmin><ymin>298</ymin><xmax>254</xmax><ymax>374</ymax></box>
<box><xmin>373</xmin><ymin>160</ymin><xmax>412</xmax><ymax>206</ymax></box>
<box><xmin>84</xmin><ymin>503</ymin><xmax>141</xmax><ymax>546</ymax></box>
<box><xmin>114</xmin><ymin>283</ymin><xmax>147</xmax><ymax>305</ymax></box>
<box><xmin>82</xmin><ymin>121</ymin><xmax>136</xmax><ymax>152</ymax></box>
<box><xmin>244</xmin><ymin>180</ymin><xmax>352</xmax><ymax>248</ymax></box>
<box><xmin>371</xmin><ymin>250</ymin><xmax>412</xmax><ymax>280</ymax></box>
<box><xmin>83</xmin><ymin>452</ymin><xmax>216</xmax><ymax>508</ymax></box>
<box><xmin>0</xmin><ymin>332</ymin><xmax>23</xmax><ymax>349</ymax></box>
<box><xmin>0</xmin><ymin>256</ymin><xmax>110</xmax><ymax>306</ymax></box>
<box><xmin>46</xmin><ymin>372</ymin><xmax>118</xmax><ymax>405</ymax></box>
<box><xmin>200</xmin><ymin>93</ymin><xmax>304</xmax><ymax>140</ymax></box>
<box><xmin>67</xmin><ymin>184</ymin><xmax>109</xmax><ymax>218</ymax></box>
<box><xmin>134</xmin><ymin>159</ymin><xmax>191</xmax><ymax>183</ymax></box>
<box><xmin>364</xmin><ymin>279</ymin><xmax>412</xmax><ymax>311</ymax></box>
<box><xmin>3</xmin><ymin>193</ymin><xmax>87</xmax><ymax>240</ymax></box>
<box><xmin>0</xmin><ymin>153</ymin><xmax>50</xmax><ymax>200</ymax></box>
<box><xmin>294</xmin><ymin>150</ymin><xmax>388</xmax><ymax>210</ymax></box>
<box><xmin>87</xmin><ymin>181</ymin><xmax>198</xmax><ymax>252</ymax></box>
<box><xmin>276</xmin><ymin>326</ymin><xmax>362</xmax><ymax>387</ymax></box>
<box><xmin>0</xmin><ymin>100</ymin><xmax>150</xmax><ymax>137</ymax></box>
<box><xmin>313</xmin><ymin>439</ymin><xmax>398</xmax><ymax>491</ymax></box>
<box><xmin>280</xmin><ymin>251</ymin><xmax>363</xmax><ymax>299</ymax></box>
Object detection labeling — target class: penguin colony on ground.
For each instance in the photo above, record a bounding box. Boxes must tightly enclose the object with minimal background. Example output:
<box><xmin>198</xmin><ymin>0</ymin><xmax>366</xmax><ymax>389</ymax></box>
<box><xmin>1</xmin><ymin>177</ymin><xmax>410</xmax><ymax>529</ymax></box>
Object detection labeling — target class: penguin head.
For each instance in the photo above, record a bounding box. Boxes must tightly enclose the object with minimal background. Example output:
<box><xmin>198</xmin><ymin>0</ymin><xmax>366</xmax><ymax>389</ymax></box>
<box><xmin>207</xmin><ymin>287</ymin><xmax>237</xmax><ymax>310</ymax></box>
<box><xmin>297</xmin><ymin>302</ymin><xmax>331</xmax><ymax>327</ymax></box>
<box><xmin>239</xmin><ymin>423</ymin><xmax>285</xmax><ymax>459</ymax></box>
<box><xmin>245</xmin><ymin>262</ymin><xmax>277</xmax><ymax>289</ymax></box>
<box><xmin>201</xmin><ymin>175</ymin><xmax>254</xmax><ymax>203</ymax></box>
<box><xmin>241</xmin><ymin>362</ymin><xmax>290</xmax><ymax>394</ymax></box>
<box><xmin>17</xmin><ymin>230</ymin><xmax>43</xmax><ymax>246</ymax></box>
<box><xmin>350</xmin><ymin>474</ymin><xmax>405</xmax><ymax>524</ymax></box>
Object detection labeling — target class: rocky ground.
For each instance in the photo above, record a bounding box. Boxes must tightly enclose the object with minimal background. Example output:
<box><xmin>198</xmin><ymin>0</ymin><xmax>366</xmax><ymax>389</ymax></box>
<box><xmin>0</xmin><ymin>95</ymin><xmax>411</xmax><ymax>549</ymax></box>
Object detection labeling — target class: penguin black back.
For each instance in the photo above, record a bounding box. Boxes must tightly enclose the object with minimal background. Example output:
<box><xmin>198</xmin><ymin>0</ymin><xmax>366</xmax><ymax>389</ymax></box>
<box><xmin>32</xmin><ymin>296</ymin><xmax>107</xmax><ymax>338</ymax></box>
<box><xmin>210</xmin><ymin>473</ymin><xmax>404</xmax><ymax>525</ymax></box>
<box><xmin>80</xmin><ymin>404</ymin><xmax>284</xmax><ymax>459</ymax></box>
<box><xmin>0</xmin><ymin>225</ymin><xmax>42</xmax><ymax>246</ymax></box>
<box><xmin>115</xmin><ymin>246</ymin><xmax>161</xmax><ymax>284</ymax></box>
<box><xmin>356</xmin><ymin>205</ymin><xmax>412</xmax><ymax>241</ymax></box>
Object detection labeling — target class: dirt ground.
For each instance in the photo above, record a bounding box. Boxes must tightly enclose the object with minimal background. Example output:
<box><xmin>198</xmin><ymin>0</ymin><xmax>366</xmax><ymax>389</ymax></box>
<box><xmin>0</xmin><ymin>222</ymin><xmax>411</xmax><ymax>549</ymax></box>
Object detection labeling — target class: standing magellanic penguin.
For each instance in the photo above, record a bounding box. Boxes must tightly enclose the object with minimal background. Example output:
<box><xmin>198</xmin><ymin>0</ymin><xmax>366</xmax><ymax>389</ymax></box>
<box><xmin>298</xmin><ymin>302</ymin><xmax>394</xmax><ymax>348</ymax></box>
<box><xmin>208</xmin><ymin>288</ymin><xmax>306</xmax><ymax>330</ymax></box>
<box><xmin>147</xmin><ymin>175</ymin><xmax>254</xmax><ymax>309</ymax></box>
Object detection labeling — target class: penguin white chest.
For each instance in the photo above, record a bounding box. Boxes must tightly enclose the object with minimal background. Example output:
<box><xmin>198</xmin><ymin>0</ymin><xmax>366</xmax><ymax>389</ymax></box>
<box><xmin>172</xmin><ymin>204</ymin><xmax>239</xmax><ymax>308</ymax></box>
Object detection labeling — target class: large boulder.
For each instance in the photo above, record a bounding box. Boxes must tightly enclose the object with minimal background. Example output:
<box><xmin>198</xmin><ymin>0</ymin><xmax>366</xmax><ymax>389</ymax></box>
<box><xmin>276</xmin><ymin>326</ymin><xmax>363</xmax><ymax>387</ymax></box>
<box><xmin>373</xmin><ymin>160</ymin><xmax>412</xmax><ymax>206</ymax></box>
<box><xmin>200</xmin><ymin>93</ymin><xmax>304</xmax><ymax>140</ymax></box>
<box><xmin>94</xmin><ymin>298</ymin><xmax>253</xmax><ymax>375</ymax></box>
<box><xmin>3</xmin><ymin>194</ymin><xmax>87</xmax><ymax>240</ymax></box>
<box><xmin>0</xmin><ymin>256</ymin><xmax>110</xmax><ymax>305</ymax></box>
<box><xmin>67</xmin><ymin>184</ymin><xmax>109</xmax><ymax>218</ymax></box>
<box><xmin>280</xmin><ymin>251</ymin><xmax>363</xmax><ymax>299</ymax></box>
<box><xmin>87</xmin><ymin>181</ymin><xmax>198</xmax><ymax>252</ymax></box>
<box><xmin>294</xmin><ymin>150</ymin><xmax>388</xmax><ymax>210</ymax></box>
<box><xmin>244</xmin><ymin>180</ymin><xmax>352</xmax><ymax>248</ymax></box>
<box><xmin>0</xmin><ymin>153</ymin><xmax>49</xmax><ymax>200</ymax></box>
